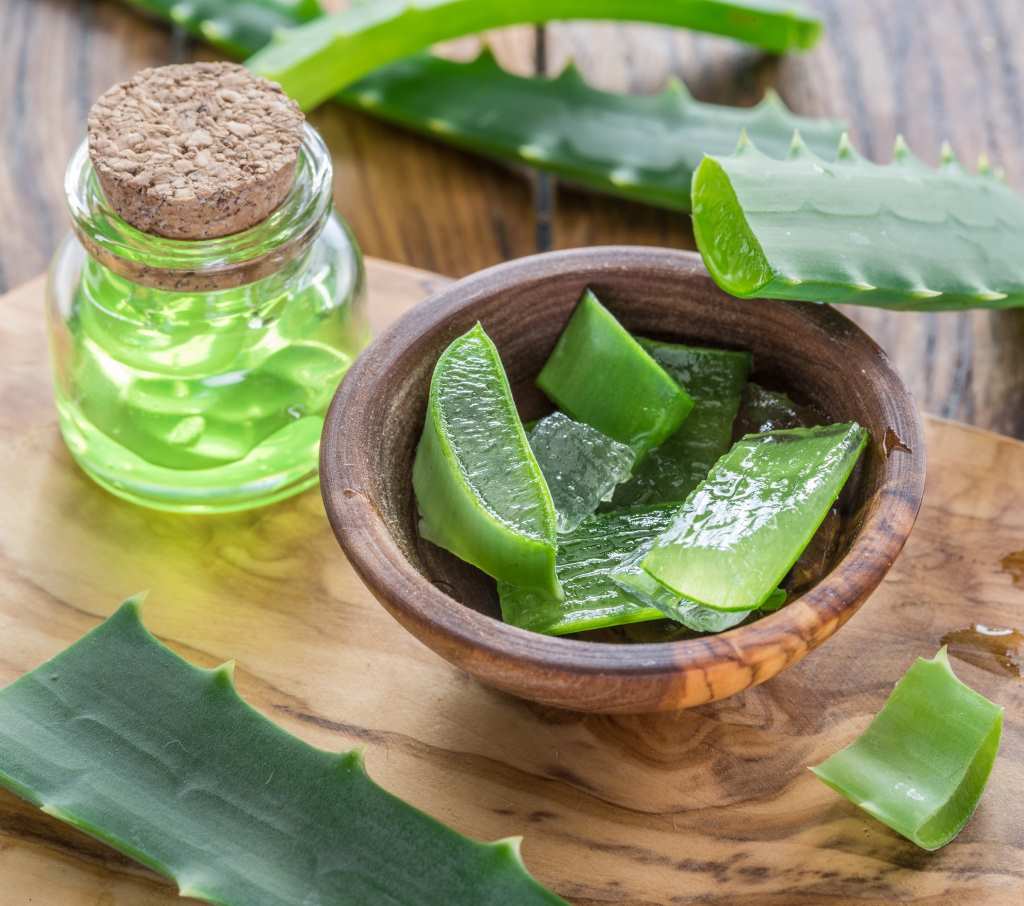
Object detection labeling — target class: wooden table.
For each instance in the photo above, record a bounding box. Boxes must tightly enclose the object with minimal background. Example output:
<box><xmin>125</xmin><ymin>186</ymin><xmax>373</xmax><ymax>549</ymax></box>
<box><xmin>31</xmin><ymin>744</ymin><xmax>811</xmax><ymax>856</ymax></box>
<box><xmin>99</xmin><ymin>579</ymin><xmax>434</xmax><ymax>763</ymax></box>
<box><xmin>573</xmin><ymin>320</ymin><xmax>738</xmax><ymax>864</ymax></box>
<box><xmin>2</xmin><ymin>0</ymin><xmax>1023</xmax><ymax>435</ymax></box>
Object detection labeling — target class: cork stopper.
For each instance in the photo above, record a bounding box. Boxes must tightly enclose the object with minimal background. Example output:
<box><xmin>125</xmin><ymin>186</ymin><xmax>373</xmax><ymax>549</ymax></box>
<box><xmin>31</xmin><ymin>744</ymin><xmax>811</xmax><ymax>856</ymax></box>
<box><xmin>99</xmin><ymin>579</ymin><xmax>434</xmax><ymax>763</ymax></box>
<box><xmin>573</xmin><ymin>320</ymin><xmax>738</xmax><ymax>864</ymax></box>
<box><xmin>87</xmin><ymin>62</ymin><xmax>304</xmax><ymax>240</ymax></box>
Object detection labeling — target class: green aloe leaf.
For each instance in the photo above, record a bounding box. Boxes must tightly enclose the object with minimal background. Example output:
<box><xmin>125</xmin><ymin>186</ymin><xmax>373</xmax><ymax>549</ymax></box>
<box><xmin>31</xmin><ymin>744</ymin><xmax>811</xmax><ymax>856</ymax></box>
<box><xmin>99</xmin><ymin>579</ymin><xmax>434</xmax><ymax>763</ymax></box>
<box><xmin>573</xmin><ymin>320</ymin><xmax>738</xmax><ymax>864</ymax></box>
<box><xmin>341</xmin><ymin>50</ymin><xmax>845</xmax><ymax>212</ymax></box>
<box><xmin>811</xmin><ymin>648</ymin><xmax>1003</xmax><ymax>851</ymax></box>
<box><xmin>693</xmin><ymin>132</ymin><xmax>1024</xmax><ymax>310</ymax></box>
<box><xmin>641</xmin><ymin>423</ymin><xmax>867</xmax><ymax>611</ymax></box>
<box><xmin>118</xmin><ymin>1</ymin><xmax>842</xmax><ymax>212</ymax></box>
<box><xmin>247</xmin><ymin>0</ymin><xmax>823</xmax><ymax>110</ymax></box>
<box><xmin>0</xmin><ymin>599</ymin><xmax>567</xmax><ymax>905</ymax></box>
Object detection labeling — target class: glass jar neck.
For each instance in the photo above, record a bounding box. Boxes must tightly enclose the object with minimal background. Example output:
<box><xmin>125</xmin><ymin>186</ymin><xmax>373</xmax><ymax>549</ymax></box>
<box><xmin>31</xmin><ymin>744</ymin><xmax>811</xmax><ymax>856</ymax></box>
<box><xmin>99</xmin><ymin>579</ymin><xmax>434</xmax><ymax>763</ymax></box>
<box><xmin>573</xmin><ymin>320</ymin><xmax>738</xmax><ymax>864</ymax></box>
<box><xmin>65</xmin><ymin>123</ymin><xmax>333</xmax><ymax>294</ymax></box>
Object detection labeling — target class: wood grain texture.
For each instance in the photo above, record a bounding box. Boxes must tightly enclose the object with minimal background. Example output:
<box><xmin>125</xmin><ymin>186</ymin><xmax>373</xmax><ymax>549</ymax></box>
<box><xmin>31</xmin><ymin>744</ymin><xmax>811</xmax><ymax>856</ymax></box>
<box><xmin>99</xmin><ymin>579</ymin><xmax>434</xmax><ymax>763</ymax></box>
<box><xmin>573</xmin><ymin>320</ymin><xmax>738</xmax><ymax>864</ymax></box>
<box><xmin>1</xmin><ymin>263</ymin><xmax>1021</xmax><ymax>904</ymax></box>
<box><xmin>322</xmin><ymin>247</ymin><xmax>925</xmax><ymax>713</ymax></box>
<box><xmin>2</xmin><ymin>1</ymin><xmax>1023</xmax><ymax>437</ymax></box>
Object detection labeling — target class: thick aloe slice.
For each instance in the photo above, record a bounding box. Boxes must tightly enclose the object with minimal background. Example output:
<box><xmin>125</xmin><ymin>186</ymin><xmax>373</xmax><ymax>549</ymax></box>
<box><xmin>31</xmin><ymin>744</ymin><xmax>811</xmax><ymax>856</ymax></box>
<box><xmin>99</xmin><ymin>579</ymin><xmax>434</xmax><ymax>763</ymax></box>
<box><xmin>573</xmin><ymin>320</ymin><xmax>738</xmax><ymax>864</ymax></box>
<box><xmin>414</xmin><ymin>324</ymin><xmax>560</xmax><ymax>598</ymax></box>
<box><xmin>537</xmin><ymin>291</ymin><xmax>693</xmax><ymax>459</ymax></box>
<box><xmin>498</xmin><ymin>505</ymin><xmax>676</xmax><ymax>635</ymax></box>
<box><xmin>0</xmin><ymin>599</ymin><xmax>566</xmax><ymax>905</ymax></box>
<box><xmin>642</xmin><ymin>423</ymin><xmax>867</xmax><ymax>611</ymax></box>
<box><xmin>343</xmin><ymin>51</ymin><xmax>845</xmax><ymax>212</ymax></box>
<box><xmin>693</xmin><ymin>132</ymin><xmax>1024</xmax><ymax>310</ymax></box>
<box><xmin>528</xmin><ymin>412</ymin><xmax>635</xmax><ymax>533</ymax></box>
<box><xmin>811</xmin><ymin>648</ymin><xmax>1002</xmax><ymax>851</ymax></box>
<box><xmin>118</xmin><ymin>3</ymin><xmax>842</xmax><ymax>212</ymax></box>
<box><xmin>247</xmin><ymin>1</ymin><xmax>823</xmax><ymax>109</ymax></box>
<box><xmin>612</xmin><ymin>339</ymin><xmax>750</xmax><ymax>506</ymax></box>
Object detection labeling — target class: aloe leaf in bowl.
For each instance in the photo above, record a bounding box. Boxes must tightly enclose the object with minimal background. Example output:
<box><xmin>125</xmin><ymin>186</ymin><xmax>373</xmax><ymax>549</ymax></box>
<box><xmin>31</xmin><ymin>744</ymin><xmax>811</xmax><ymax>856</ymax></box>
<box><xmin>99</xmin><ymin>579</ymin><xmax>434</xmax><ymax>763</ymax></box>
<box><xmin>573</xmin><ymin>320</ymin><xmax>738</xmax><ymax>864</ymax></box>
<box><xmin>693</xmin><ymin>132</ymin><xmax>1024</xmax><ymax>309</ymax></box>
<box><xmin>0</xmin><ymin>599</ymin><xmax>567</xmax><ymax>905</ymax></box>
<box><xmin>246</xmin><ymin>0</ymin><xmax>824</xmax><ymax>109</ymax></box>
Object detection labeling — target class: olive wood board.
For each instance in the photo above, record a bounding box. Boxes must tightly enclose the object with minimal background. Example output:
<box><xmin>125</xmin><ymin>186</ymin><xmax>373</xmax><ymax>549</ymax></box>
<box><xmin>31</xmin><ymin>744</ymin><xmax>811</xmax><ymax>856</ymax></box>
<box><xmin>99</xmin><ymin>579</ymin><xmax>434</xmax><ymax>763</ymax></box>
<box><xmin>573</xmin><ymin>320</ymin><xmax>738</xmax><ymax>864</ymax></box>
<box><xmin>0</xmin><ymin>261</ymin><xmax>1021</xmax><ymax>905</ymax></box>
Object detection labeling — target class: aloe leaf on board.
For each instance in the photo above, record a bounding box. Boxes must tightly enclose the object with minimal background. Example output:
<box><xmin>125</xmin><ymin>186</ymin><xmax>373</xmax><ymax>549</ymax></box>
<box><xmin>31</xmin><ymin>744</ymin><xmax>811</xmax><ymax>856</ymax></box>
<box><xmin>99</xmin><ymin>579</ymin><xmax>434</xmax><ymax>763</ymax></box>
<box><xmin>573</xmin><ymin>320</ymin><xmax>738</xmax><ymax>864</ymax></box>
<box><xmin>414</xmin><ymin>324</ymin><xmax>561</xmax><ymax>598</ymax></box>
<box><xmin>0</xmin><ymin>599</ymin><xmax>567</xmax><ymax>905</ymax></box>
<box><xmin>537</xmin><ymin>291</ymin><xmax>693</xmax><ymax>459</ymax></box>
<box><xmin>117</xmin><ymin>2</ymin><xmax>842</xmax><ymax>212</ymax></box>
<box><xmin>342</xmin><ymin>50</ymin><xmax>846</xmax><ymax>212</ymax></box>
<box><xmin>247</xmin><ymin>0</ymin><xmax>823</xmax><ymax>110</ymax></box>
<box><xmin>811</xmin><ymin>648</ymin><xmax>1002</xmax><ymax>851</ymax></box>
<box><xmin>611</xmin><ymin>338</ymin><xmax>751</xmax><ymax>506</ymax></box>
<box><xmin>529</xmin><ymin>411</ymin><xmax>635</xmax><ymax>533</ymax></box>
<box><xmin>693</xmin><ymin>132</ymin><xmax>1024</xmax><ymax>310</ymax></box>
<box><xmin>641</xmin><ymin>423</ymin><xmax>867</xmax><ymax>611</ymax></box>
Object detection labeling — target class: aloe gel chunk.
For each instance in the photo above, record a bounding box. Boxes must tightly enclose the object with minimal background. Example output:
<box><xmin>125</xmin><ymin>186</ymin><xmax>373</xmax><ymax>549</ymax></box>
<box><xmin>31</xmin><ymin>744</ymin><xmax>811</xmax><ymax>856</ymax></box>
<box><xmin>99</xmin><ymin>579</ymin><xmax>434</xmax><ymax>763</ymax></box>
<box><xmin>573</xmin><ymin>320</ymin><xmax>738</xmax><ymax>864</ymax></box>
<box><xmin>498</xmin><ymin>505</ymin><xmax>678</xmax><ymax>636</ymax></box>
<box><xmin>414</xmin><ymin>324</ymin><xmax>561</xmax><ymax>598</ymax></box>
<box><xmin>811</xmin><ymin>648</ymin><xmax>1003</xmax><ymax>851</ymax></box>
<box><xmin>612</xmin><ymin>339</ymin><xmax>750</xmax><ymax>505</ymax></box>
<box><xmin>529</xmin><ymin>412</ymin><xmax>635</xmax><ymax>533</ymax></box>
<box><xmin>0</xmin><ymin>600</ymin><xmax>567</xmax><ymax>905</ymax></box>
<box><xmin>537</xmin><ymin>291</ymin><xmax>693</xmax><ymax>459</ymax></box>
<box><xmin>642</xmin><ymin>423</ymin><xmax>867</xmax><ymax>611</ymax></box>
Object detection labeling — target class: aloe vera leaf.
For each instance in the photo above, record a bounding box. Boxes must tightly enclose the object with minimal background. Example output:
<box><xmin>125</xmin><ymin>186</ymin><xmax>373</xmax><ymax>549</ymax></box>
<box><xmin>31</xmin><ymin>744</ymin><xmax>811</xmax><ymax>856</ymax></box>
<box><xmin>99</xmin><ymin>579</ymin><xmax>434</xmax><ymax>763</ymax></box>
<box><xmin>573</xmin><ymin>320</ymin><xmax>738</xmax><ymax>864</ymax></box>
<box><xmin>0</xmin><ymin>599</ymin><xmax>567</xmax><ymax>905</ymax></box>
<box><xmin>119</xmin><ymin>0</ymin><xmax>324</xmax><ymax>57</ymax></box>
<box><xmin>693</xmin><ymin>132</ymin><xmax>1024</xmax><ymax>310</ymax></box>
<box><xmin>733</xmin><ymin>381</ymin><xmax>822</xmax><ymax>436</ymax></box>
<box><xmin>498</xmin><ymin>505</ymin><xmax>678</xmax><ymax>635</ymax></box>
<box><xmin>642</xmin><ymin>423</ymin><xmax>867</xmax><ymax>611</ymax></box>
<box><xmin>537</xmin><ymin>291</ymin><xmax>693</xmax><ymax>459</ymax></box>
<box><xmin>340</xmin><ymin>51</ymin><xmax>846</xmax><ymax>212</ymax></box>
<box><xmin>611</xmin><ymin>339</ymin><xmax>751</xmax><ymax>506</ymax></box>
<box><xmin>247</xmin><ymin>0</ymin><xmax>823</xmax><ymax>110</ymax></box>
<box><xmin>414</xmin><ymin>324</ymin><xmax>560</xmax><ymax>598</ymax></box>
<box><xmin>528</xmin><ymin>411</ymin><xmax>635</xmax><ymax>534</ymax></box>
<box><xmin>811</xmin><ymin>648</ymin><xmax>1003</xmax><ymax>851</ymax></box>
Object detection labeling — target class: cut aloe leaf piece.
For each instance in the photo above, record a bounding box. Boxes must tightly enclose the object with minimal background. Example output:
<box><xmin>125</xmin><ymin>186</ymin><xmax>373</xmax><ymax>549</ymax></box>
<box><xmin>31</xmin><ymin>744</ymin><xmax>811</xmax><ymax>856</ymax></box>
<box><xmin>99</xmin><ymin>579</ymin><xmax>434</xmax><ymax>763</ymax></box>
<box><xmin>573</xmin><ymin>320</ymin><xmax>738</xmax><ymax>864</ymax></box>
<box><xmin>247</xmin><ymin>1</ymin><xmax>824</xmax><ymax>110</ymax></box>
<box><xmin>498</xmin><ymin>505</ymin><xmax>678</xmax><ymax>636</ymax></box>
<box><xmin>811</xmin><ymin>648</ymin><xmax>1003</xmax><ymax>851</ymax></box>
<box><xmin>693</xmin><ymin>132</ymin><xmax>1024</xmax><ymax>310</ymax></box>
<box><xmin>612</xmin><ymin>339</ymin><xmax>750</xmax><ymax>506</ymax></box>
<box><xmin>528</xmin><ymin>411</ymin><xmax>635</xmax><ymax>534</ymax></box>
<box><xmin>642</xmin><ymin>423</ymin><xmax>867</xmax><ymax>610</ymax></box>
<box><xmin>414</xmin><ymin>324</ymin><xmax>560</xmax><ymax>598</ymax></box>
<box><xmin>0</xmin><ymin>599</ymin><xmax>567</xmax><ymax>905</ymax></box>
<box><xmin>342</xmin><ymin>50</ymin><xmax>845</xmax><ymax>213</ymax></box>
<box><xmin>537</xmin><ymin>291</ymin><xmax>693</xmax><ymax>459</ymax></box>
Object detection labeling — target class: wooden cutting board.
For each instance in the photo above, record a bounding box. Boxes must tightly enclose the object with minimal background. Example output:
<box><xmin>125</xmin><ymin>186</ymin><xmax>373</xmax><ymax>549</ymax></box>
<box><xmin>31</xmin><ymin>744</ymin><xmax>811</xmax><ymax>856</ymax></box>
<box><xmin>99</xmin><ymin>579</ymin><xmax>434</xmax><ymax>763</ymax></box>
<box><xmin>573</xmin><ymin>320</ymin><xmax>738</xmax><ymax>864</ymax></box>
<box><xmin>0</xmin><ymin>261</ymin><xmax>1021</xmax><ymax>905</ymax></box>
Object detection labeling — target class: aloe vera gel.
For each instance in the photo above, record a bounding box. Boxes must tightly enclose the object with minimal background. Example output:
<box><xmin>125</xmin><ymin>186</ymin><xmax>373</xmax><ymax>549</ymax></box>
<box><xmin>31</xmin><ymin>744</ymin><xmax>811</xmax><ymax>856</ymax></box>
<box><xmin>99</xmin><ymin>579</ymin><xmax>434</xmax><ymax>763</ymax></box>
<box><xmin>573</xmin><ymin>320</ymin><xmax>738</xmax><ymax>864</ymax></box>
<box><xmin>414</xmin><ymin>289</ymin><xmax>867</xmax><ymax>642</ymax></box>
<box><xmin>47</xmin><ymin>64</ymin><xmax>367</xmax><ymax>512</ymax></box>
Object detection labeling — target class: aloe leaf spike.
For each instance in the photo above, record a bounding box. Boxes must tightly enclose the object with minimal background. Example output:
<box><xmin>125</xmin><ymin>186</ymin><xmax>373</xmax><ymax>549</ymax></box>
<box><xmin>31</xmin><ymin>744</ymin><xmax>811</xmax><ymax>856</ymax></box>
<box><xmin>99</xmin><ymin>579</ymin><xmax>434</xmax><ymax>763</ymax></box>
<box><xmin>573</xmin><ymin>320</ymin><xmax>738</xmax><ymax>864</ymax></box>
<box><xmin>246</xmin><ymin>0</ymin><xmax>824</xmax><ymax>110</ymax></box>
<box><xmin>0</xmin><ymin>599</ymin><xmax>567</xmax><ymax>905</ymax></box>
<box><xmin>692</xmin><ymin>132</ymin><xmax>1024</xmax><ymax>309</ymax></box>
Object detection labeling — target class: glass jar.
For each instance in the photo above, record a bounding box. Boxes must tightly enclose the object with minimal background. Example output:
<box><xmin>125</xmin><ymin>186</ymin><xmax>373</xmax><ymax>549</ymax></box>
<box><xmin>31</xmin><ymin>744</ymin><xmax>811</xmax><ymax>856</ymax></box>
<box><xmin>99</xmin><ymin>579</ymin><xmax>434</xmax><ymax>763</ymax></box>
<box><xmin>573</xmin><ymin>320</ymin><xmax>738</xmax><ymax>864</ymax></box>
<box><xmin>47</xmin><ymin>124</ymin><xmax>367</xmax><ymax>513</ymax></box>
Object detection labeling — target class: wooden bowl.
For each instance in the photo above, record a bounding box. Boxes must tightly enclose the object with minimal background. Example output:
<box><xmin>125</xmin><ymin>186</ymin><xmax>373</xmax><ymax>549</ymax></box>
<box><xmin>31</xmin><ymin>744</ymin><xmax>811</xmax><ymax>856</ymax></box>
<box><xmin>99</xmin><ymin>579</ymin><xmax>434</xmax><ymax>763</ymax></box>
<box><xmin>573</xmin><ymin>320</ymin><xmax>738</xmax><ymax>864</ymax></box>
<box><xmin>321</xmin><ymin>247</ymin><xmax>925</xmax><ymax>713</ymax></box>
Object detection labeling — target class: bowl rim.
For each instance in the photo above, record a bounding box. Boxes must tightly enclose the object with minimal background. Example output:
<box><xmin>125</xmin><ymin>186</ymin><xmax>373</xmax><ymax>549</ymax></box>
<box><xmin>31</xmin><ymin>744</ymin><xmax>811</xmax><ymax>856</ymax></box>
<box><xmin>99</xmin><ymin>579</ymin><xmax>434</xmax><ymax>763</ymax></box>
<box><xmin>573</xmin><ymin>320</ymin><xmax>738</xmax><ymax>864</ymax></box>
<box><xmin>321</xmin><ymin>246</ymin><xmax>926</xmax><ymax>698</ymax></box>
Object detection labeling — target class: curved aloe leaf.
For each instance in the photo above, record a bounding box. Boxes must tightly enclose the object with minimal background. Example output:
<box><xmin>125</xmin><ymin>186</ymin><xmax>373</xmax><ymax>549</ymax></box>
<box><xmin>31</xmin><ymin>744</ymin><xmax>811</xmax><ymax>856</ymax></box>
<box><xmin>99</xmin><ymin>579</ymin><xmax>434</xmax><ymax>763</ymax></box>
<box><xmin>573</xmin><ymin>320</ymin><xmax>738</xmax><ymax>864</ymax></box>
<box><xmin>693</xmin><ymin>132</ymin><xmax>1024</xmax><ymax>309</ymax></box>
<box><xmin>118</xmin><ymin>1</ymin><xmax>840</xmax><ymax>211</ymax></box>
<box><xmin>812</xmin><ymin>648</ymin><xmax>1002</xmax><ymax>851</ymax></box>
<box><xmin>247</xmin><ymin>0</ymin><xmax>823</xmax><ymax>110</ymax></box>
<box><xmin>341</xmin><ymin>50</ymin><xmax>845</xmax><ymax>211</ymax></box>
<box><xmin>0</xmin><ymin>599</ymin><xmax>567</xmax><ymax>905</ymax></box>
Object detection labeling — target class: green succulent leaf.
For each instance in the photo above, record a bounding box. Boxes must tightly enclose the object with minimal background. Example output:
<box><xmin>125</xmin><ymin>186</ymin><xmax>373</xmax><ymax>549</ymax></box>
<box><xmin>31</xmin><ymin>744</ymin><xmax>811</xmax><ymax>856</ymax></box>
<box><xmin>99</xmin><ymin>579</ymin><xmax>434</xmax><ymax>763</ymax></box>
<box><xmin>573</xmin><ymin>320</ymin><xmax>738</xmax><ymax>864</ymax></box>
<box><xmin>247</xmin><ymin>0</ymin><xmax>822</xmax><ymax>110</ymax></box>
<box><xmin>693</xmin><ymin>132</ymin><xmax>1024</xmax><ymax>309</ymax></box>
<box><xmin>0</xmin><ymin>599</ymin><xmax>567</xmax><ymax>905</ymax></box>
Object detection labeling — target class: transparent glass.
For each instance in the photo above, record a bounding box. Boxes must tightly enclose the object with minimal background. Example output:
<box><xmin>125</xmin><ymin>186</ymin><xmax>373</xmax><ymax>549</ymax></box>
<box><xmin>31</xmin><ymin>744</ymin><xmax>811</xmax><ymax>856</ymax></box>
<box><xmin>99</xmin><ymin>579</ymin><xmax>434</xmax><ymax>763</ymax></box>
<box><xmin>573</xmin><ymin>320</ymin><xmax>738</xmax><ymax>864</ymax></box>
<box><xmin>47</xmin><ymin>124</ymin><xmax>368</xmax><ymax>513</ymax></box>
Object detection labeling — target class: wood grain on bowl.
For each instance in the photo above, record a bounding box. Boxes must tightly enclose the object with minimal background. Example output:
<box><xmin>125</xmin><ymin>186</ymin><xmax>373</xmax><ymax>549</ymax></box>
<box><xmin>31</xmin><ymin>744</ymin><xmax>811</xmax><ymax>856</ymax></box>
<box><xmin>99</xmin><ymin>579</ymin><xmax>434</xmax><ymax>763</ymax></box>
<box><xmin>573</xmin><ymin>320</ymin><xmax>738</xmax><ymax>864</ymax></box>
<box><xmin>321</xmin><ymin>247</ymin><xmax>926</xmax><ymax>713</ymax></box>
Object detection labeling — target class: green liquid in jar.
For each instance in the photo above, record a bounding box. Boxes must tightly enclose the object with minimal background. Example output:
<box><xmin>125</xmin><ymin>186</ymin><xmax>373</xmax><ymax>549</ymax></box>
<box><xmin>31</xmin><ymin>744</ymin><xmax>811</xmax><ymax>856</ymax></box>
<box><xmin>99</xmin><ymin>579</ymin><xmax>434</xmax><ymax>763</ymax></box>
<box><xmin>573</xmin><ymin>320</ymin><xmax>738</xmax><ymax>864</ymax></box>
<box><xmin>52</xmin><ymin>218</ymin><xmax>367</xmax><ymax>512</ymax></box>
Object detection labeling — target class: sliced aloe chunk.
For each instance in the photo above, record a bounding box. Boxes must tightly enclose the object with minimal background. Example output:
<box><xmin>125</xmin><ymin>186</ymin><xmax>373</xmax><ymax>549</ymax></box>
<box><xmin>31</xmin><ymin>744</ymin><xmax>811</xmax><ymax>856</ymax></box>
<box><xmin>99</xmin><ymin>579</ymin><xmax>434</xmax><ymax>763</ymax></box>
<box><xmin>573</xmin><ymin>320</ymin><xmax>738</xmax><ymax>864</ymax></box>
<box><xmin>642</xmin><ymin>423</ymin><xmax>867</xmax><ymax>610</ymax></box>
<box><xmin>811</xmin><ymin>648</ymin><xmax>1003</xmax><ymax>851</ymax></box>
<box><xmin>612</xmin><ymin>339</ymin><xmax>750</xmax><ymax>506</ymax></box>
<box><xmin>537</xmin><ymin>291</ymin><xmax>693</xmax><ymax>459</ymax></box>
<box><xmin>414</xmin><ymin>324</ymin><xmax>560</xmax><ymax>598</ymax></box>
<box><xmin>0</xmin><ymin>599</ymin><xmax>567</xmax><ymax>905</ymax></box>
<box><xmin>529</xmin><ymin>412</ymin><xmax>635</xmax><ymax>533</ymax></box>
<box><xmin>498</xmin><ymin>505</ymin><xmax>678</xmax><ymax>636</ymax></box>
